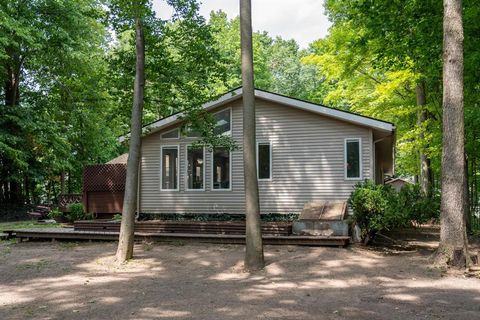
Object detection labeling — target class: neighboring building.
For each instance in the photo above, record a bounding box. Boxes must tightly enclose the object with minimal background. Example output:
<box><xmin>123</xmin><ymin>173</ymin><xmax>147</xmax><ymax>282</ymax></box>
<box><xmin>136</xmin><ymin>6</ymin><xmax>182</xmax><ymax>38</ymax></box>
<box><xmin>385</xmin><ymin>177</ymin><xmax>414</xmax><ymax>192</ymax></box>
<box><xmin>119</xmin><ymin>87</ymin><xmax>395</xmax><ymax>216</ymax></box>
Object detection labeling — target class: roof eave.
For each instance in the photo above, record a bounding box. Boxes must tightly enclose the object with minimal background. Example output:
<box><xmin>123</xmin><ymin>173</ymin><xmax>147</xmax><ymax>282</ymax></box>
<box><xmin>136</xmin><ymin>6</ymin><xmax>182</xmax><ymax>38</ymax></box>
<box><xmin>118</xmin><ymin>87</ymin><xmax>395</xmax><ymax>143</ymax></box>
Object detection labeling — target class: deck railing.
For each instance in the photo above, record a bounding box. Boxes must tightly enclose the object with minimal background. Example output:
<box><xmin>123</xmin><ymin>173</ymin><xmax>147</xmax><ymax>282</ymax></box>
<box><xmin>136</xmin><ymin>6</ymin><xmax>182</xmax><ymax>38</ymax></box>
<box><xmin>58</xmin><ymin>193</ymin><xmax>83</xmax><ymax>211</ymax></box>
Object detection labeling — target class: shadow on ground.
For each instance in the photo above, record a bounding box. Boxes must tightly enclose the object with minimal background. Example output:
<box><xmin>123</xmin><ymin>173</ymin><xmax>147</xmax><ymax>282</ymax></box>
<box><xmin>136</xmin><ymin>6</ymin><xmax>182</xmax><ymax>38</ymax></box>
<box><xmin>0</xmin><ymin>236</ymin><xmax>479</xmax><ymax>320</ymax></box>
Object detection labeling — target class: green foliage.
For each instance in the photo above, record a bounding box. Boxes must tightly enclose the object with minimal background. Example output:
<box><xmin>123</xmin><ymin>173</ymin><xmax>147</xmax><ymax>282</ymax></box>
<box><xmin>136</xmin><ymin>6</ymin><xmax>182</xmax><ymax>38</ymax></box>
<box><xmin>208</xmin><ymin>11</ymin><xmax>323</xmax><ymax>102</ymax></box>
<box><xmin>307</xmin><ymin>0</ymin><xmax>480</xmax><ymax>214</ymax></box>
<box><xmin>395</xmin><ymin>184</ymin><xmax>440</xmax><ymax>225</ymax></box>
<box><xmin>47</xmin><ymin>209</ymin><xmax>64</xmax><ymax>219</ymax></box>
<box><xmin>0</xmin><ymin>220</ymin><xmax>61</xmax><ymax>232</ymax></box>
<box><xmin>140</xmin><ymin>212</ymin><xmax>299</xmax><ymax>222</ymax></box>
<box><xmin>0</xmin><ymin>0</ymin><xmax>120</xmax><ymax>206</ymax></box>
<box><xmin>112</xmin><ymin>213</ymin><xmax>122</xmax><ymax>221</ymax></box>
<box><xmin>349</xmin><ymin>181</ymin><xmax>439</xmax><ymax>244</ymax></box>
<box><xmin>65</xmin><ymin>203</ymin><xmax>92</xmax><ymax>222</ymax></box>
<box><xmin>349</xmin><ymin>181</ymin><xmax>397</xmax><ymax>244</ymax></box>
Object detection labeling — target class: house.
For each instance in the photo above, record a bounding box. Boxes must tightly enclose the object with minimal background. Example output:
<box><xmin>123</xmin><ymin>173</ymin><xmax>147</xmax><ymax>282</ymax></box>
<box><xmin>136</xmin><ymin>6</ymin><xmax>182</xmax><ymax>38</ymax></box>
<box><xmin>120</xmin><ymin>87</ymin><xmax>395</xmax><ymax>216</ymax></box>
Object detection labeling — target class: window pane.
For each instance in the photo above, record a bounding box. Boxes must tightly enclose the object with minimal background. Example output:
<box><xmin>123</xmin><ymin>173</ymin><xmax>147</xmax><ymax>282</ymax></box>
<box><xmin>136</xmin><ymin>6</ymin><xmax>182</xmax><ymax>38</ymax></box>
<box><xmin>258</xmin><ymin>143</ymin><xmax>271</xmax><ymax>179</ymax></box>
<box><xmin>346</xmin><ymin>140</ymin><xmax>360</xmax><ymax>178</ymax></box>
<box><xmin>213</xmin><ymin>148</ymin><xmax>230</xmax><ymax>189</ymax></box>
<box><xmin>187</xmin><ymin>146</ymin><xmax>204</xmax><ymax>189</ymax></box>
<box><xmin>213</xmin><ymin>109</ymin><xmax>231</xmax><ymax>135</ymax></box>
<box><xmin>184</xmin><ymin>125</ymin><xmax>201</xmax><ymax>137</ymax></box>
<box><xmin>162</xmin><ymin>147</ymin><xmax>178</xmax><ymax>189</ymax></box>
<box><xmin>161</xmin><ymin>129</ymin><xmax>179</xmax><ymax>139</ymax></box>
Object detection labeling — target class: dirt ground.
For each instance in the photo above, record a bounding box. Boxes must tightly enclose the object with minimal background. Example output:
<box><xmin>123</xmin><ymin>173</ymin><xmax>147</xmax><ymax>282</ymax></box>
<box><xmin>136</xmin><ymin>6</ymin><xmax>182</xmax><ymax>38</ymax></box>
<box><xmin>1</xmin><ymin>238</ymin><xmax>479</xmax><ymax>320</ymax></box>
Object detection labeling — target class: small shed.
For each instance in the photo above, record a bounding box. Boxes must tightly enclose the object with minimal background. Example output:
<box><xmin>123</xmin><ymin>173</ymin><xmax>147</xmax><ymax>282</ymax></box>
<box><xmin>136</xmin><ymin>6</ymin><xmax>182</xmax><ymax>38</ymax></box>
<box><xmin>83</xmin><ymin>155</ymin><xmax>127</xmax><ymax>218</ymax></box>
<box><xmin>385</xmin><ymin>177</ymin><xmax>413</xmax><ymax>192</ymax></box>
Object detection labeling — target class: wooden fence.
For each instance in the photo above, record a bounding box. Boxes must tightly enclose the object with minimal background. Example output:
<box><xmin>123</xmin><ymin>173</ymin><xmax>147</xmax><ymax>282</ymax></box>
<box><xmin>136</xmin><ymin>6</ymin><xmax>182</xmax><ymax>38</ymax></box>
<box><xmin>58</xmin><ymin>194</ymin><xmax>82</xmax><ymax>212</ymax></box>
<box><xmin>83</xmin><ymin>164</ymin><xmax>126</xmax><ymax>217</ymax></box>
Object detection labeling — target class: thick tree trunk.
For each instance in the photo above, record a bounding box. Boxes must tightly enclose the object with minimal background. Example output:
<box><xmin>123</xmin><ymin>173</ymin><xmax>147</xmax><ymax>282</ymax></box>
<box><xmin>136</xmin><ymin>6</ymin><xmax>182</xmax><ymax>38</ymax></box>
<box><xmin>4</xmin><ymin>65</ymin><xmax>20</xmax><ymax>108</ymax></box>
<box><xmin>416</xmin><ymin>82</ymin><xmax>433</xmax><ymax>197</ymax></box>
<box><xmin>240</xmin><ymin>0</ymin><xmax>264</xmax><ymax>271</ymax></box>
<box><xmin>435</xmin><ymin>0</ymin><xmax>470</xmax><ymax>268</ymax></box>
<box><xmin>115</xmin><ymin>16</ymin><xmax>145</xmax><ymax>263</ymax></box>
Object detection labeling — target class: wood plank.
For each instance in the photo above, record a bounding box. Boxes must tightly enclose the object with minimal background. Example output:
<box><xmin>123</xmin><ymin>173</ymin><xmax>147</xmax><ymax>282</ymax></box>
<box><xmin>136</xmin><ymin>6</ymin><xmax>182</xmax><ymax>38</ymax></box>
<box><xmin>12</xmin><ymin>228</ymin><xmax>348</xmax><ymax>247</ymax></box>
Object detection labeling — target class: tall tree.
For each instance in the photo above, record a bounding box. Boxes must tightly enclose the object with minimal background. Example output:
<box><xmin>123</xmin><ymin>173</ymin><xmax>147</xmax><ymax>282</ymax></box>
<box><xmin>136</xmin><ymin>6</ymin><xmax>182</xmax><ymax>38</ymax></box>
<box><xmin>435</xmin><ymin>0</ymin><xmax>470</xmax><ymax>267</ymax></box>
<box><xmin>208</xmin><ymin>11</ymin><xmax>320</xmax><ymax>101</ymax></box>
<box><xmin>115</xmin><ymin>13</ymin><xmax>145</xmax><ymax>263</ymax></box>
<box><xmin>240</xmin><ymin>0</ymin><xmax>264</xmax><ymax>271</ymax></box>
<box><xmin>0</xmin><ymin>0</ymin><xmax>118</xmax><ymax>210</ymax></box>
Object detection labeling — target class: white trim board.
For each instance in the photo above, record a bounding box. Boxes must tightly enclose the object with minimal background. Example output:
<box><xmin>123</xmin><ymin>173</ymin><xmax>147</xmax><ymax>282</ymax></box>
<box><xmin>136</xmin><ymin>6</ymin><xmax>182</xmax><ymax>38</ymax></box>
<box><xmin>119</xmin><ymin>88</ymin><xmax>394</xmax><ymax>142</ymax></box>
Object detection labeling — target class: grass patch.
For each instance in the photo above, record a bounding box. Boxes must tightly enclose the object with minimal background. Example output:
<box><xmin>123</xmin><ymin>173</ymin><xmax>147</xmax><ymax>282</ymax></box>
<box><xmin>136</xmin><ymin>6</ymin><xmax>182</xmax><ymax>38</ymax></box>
<box><xmin>0</xmin><ymin>220</ymin><xmax>62</xmax><ymax>232</ymax></box>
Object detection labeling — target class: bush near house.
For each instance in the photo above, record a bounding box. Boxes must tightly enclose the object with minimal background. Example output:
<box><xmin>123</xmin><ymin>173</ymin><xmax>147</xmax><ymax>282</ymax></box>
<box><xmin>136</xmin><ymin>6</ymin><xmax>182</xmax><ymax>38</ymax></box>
<box><xmin>349</xmin><ymin>180</ymin><xmax>440</xmax><ymax>244</ymax></box>
<box><xmin>65</xmin><ymin>203</ymin><xmax>93</xmax><ymax>222</ymax></box>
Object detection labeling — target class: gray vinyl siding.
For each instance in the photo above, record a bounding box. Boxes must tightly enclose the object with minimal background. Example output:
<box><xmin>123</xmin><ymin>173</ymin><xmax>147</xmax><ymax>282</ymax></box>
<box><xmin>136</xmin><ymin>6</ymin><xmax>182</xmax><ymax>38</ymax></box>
<box><xmin>140</xmin><ymin>98</ymin><xmax>372</xmax><ymax>215</ymax></box>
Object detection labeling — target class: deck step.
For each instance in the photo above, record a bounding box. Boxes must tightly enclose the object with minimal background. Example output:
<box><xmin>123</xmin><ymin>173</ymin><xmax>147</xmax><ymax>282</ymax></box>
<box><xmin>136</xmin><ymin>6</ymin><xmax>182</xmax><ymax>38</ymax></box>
<box><xmin>11</xmin><ymin>228</ymin><xmax>349</xmax><ymax>247</ymax></box>
<box><xmin>74</xmin><ymin>220</ymin><xmax>293</xmax><ymax>236</ymax></box>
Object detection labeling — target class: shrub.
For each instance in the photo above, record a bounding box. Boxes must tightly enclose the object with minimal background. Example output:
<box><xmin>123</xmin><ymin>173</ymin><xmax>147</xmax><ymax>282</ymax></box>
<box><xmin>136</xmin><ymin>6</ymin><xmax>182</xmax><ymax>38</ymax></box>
<box><xmin>47</xmin><ymin>209</ymin><xmax>64</xmax><ymax>219</ymax></box>
<box><xmin>65</xmin><ymin>203</ymin><xmax>92</xmax><ymax>222</ymax></box>
<box><xmin>348</xmin><ymin>180</ymin><xmax>397</xmax><ymax>244</ymax></box>
<box><xmin>396</xmin><ymin>184</ymin><xmax>440</xmax><ymax>225</ymax></box>
<box><xmin>349</xmin><ymin>180</ymin><xmax>441</xmax><ymax>245</ymax></box>
<box><xmin>112</xmin><ymin>213</ymin><xmax>122</xmax><ymax>221</ymax></box>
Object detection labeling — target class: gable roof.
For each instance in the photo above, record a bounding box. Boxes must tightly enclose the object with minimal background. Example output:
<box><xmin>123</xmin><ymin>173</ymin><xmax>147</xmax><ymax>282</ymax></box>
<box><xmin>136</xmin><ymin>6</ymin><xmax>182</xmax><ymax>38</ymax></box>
<box><xmin>119</xmin><ymin>87</ymin><xmax>395</xmax><ymax>142</ymax></box>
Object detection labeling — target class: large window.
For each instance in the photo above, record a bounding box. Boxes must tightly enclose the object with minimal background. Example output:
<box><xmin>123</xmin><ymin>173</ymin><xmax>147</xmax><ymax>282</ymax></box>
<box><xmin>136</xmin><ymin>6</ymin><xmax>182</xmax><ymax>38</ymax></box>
<box><xmin>212</xmin><ymin>148</ymin><xmax>231</xmax><ymax>190</ymax></box>
<box><xmin>257</xmin><ymin>142</ymin><xmax>272</xmax><ymax>180</ymax></box>
<box><xmin>161</xmin><ymin>128</ymin><xmax>179</xmax><ymax>139</ymax></box>
<box><xmin>161</xmin><ymin>146</ymin><xmax>179</xmax><ymax>190</ymax></box>
<box><xmin>213</xmin><ymin>108</ymin><xmax>231</xmax><ymax>135</ymax></box>
<box><xmin>186</xmin><ymin>146</ymin><xmax>204</xmax><ymax>190</ymax></box>
<box><xmin>345</xmin><ymin>138</ymin><xmax>361</xmax><ymax>179</ymax></box>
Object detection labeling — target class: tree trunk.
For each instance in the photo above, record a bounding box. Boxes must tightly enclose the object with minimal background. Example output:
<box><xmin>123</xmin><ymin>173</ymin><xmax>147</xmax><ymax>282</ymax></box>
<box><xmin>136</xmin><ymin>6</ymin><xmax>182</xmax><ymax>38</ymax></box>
<box><xmin>240</xmin><ymin>0</ymin><xmax>264</xmax><ymax>271</ymax></box>
<box><xmin>60</xmin><ymin>171</ymin><xmax>65</xmax><ymax>195</ymax></box>
<box><xmin>67</xmin><ymin>171</ymin><xmax>72</xmax><ymax>194</ymax></box>
<box><xmin>416</xmin><ymin>82</ymin><xmax>433</xmax><ymax>197</ymax></box>
<box><xmin>435</xmin><ymin>0</ymin><xmax>469</xmax><ymax>268</ymax></box>
<box><xmin>24</xmin><ymin>174</ymin><xmax>29</xmax><ymax>205</ymax></box>
<box><xmin>465</xmin><ymin>156</ymin><xmax>470</xmax><ymax>232</ymax></box>
<box><xmin>115</xmin><ymin>16</ymin><xmax>145</xmax><ymax>263</ymax></box>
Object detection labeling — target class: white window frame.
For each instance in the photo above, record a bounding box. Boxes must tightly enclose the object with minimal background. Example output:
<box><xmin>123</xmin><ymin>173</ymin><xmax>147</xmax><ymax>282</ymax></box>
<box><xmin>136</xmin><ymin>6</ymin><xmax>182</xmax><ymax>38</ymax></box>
<box><xmin>344</xmin><ymin>138</ymin><xmax>363</xmax><ymax>180</ymax></box>
<box><xmin>161</xmin><ymin>128</ymin><xmax>179</xmax><ymax>140</ymax></box>
<box><xmin>257</xmin><ymin>140</ymin><xmax>273</xmax><ymax>181</ymax></box>
<box><xmin>211</xmin><ymin>148</ymin><xmax>232</xmax><ymax>191</ymax></box>
<box><xmin>212</xmin><ymin>107</ymin><xmax>232</xmax><ymax>136</ymax></box>
<box><xmin>160</xmin><ymin>144</ymin><xmax>180</xmax><ymax>191</ymax></box>
<box><xmin>185</xmin><ymin>144</ymin><xmax>206</xmax><ymax>191</ymax></box>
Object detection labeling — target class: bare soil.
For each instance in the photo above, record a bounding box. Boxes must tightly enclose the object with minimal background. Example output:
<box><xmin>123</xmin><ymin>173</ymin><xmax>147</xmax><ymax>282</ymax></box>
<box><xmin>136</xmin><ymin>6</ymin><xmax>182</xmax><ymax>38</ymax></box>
<box><xmin>0</xmin><ymin>237</ymin><xmax>479</xmax><ymax>320</ymax></box>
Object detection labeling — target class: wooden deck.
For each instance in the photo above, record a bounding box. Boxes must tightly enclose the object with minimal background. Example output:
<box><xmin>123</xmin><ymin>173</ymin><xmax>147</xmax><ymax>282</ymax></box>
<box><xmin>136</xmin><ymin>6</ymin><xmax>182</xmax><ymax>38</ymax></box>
<box><xmin>74</xmin><ymin>220</ymin><xmax>292</xmax><ymax>236</ymax></box>
<box><xmin>7</xmin><ymin>228</ymin><xmax>350</xmax><ymax>247</ymax></box>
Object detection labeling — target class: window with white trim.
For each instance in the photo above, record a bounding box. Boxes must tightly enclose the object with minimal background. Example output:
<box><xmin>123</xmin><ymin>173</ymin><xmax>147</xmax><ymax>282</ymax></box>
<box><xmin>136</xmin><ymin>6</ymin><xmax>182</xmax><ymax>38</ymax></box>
<box><xmin>212</xmin><ymin>148</ymin><xmax>231</xmax><ymax>190</ymax></box>
<box><xmin>345</xmin><ymin>138</ymin><xmax>361</xmax><ymax>179</ymax></box>
<box><xmin>213</xmin><ymin>109</ymin><xmax>231</xmax><ymax>135</ymax></box>
<box><xmin>186</xmin><ymin>145</ymin><xmax>204</xmax><ymax>190</ymax></box>
<box><xmin>161</xmin><ymin>128</ymin><xmax>179</xmax><ymax>139</ymax></box>
<box><xmin>161</xmin><ymin>146</ymin><xmax>179</xmax><ymax>190</ymax></box>
<box><xmin>257</xmin><ymin>142</ymin><xmax>272</xmax><ymax>180</ymax></box>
